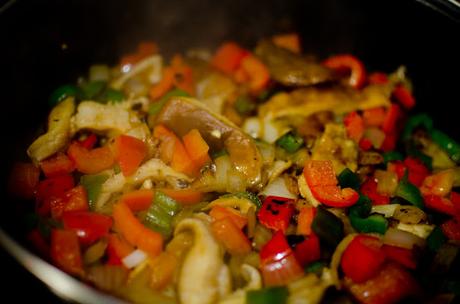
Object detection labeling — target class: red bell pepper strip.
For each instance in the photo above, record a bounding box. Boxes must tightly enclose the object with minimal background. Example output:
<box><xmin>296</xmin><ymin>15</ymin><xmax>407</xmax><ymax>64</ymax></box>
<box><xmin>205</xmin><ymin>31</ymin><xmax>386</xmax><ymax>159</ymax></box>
<box><xmin>62</xmin><ymin>211</ymin><xmax>113</xmax><ymax>246</ymax></box>
<box><xmin>441</xmin><ymin>217</ymin><xmax>460</xmax><ymax>241</ymax></box>
<box><xmin>67</xmin><ymin>142</ymin><xmax>115</xmax><ymax>175</ymax></box>
<box><xmin>211</xmin><ymin>42</ymin><xmax>249</xmax><ymax>74</ymax></box>
<box><xmin>35</xmin><ymin>174</ymin><xmax>75</xmax><ymax>216</ymax></box>
<box><xmin>382</xmin><ymin>103</ymin><xmax>401</xmax><ymax>134</ymax></box>
<box><xmin>50</xmin><ymin>229</ymin><xmax>84</xmax><ymax>276</ymax></box>
<box><xmin>403</xmin><ymin>157</ymin><xmax>429</xmax><ymax>187</ymax></box>
<box><xmin>343</xmin><ymin>111</ymin><xmax>364</xmax><ymax>142</ymax></box>
<box><xmin>423</xmin><ymin>194</ymin><xmax>457</xmax><ymax>216</ymax></box>
<box><xmin>345</xmin><ymin>262</ymin><xmax>420</xmax><ymax>304</ymax></box>
<box><xmin>40</xmin><ymin>153</ymin><xmax>75</xmax><ymax>178</ymax></box>
<box><xmin>323</xmin><ymin>54</ymin><xmax>367</xmax><ymax>89</ymax></box>
<box><xmin>304</xmin><ymin>160</ymin><xmax>359</xmax><ymax>207</ymax></box>
<box><xmin>50</xmin><ymin>185</ymin><xmax>89</xmax><ymax>220</ymax></box>
<box><xmin>257</xmin><ymin>196</ymin><xmax>295</xmax><ymax>233</ymax></box>
<box><xmin>382</xmin><ymin>245</ymin><xmax>417</xmax><ymax>269</ymax></box>
<box><xmin>112</xmin><ymin>135</ymin><xmax>147</xmax><ymax>176</ymax></box>
<box><xmin>119</xmin><ymin>189</ymin><xmax>154</xmax><ymax>212</ymax></box>
<box><xmin>450</xmin><ymin>191</ymin><xmax>460</xmax><ymax>213</ymax></box>
<box><xmin>392</xmin><ymin>85</ymin><xmax>416</xmax><ymax>109</ymax></box>
<box><xmin>293</xmin><ymin>233</ymin><xmax>321</xmax><ymax>267</ymax></box>
<box><xmin>381</xmin><ymin>132</ymin><xmax>397</xmax><ymax>152</ymax></box>
<box><xmin>259</xmin><ymin>231</ymin><xmax>304</xmax><ymax>286</ymax></box>
<box><xmin>8</xmin><ymin>162</ymin><xmax>40</xmax><ymax>200</ymax></box>
<box><xmin>360</xmin><ymin>178</ymin><xmax>390</xmax><ymax>205</ymax></box>
<box><xmin>341</xmin><ymin>234</ymin><xmax>386</xmax><ymax>283</ymax></box>
<box><xmin>79</xmin><ymin>133</ymin><xmax>98</xmax><ymax>150</ymax></box>
<box><xmin>368</xmin><ymin>72</ymin><xmax>389</xmax><ymax>85</ymax></box>
<box><xmin>106</xmin><ymin>233</ymin><xmax>134</xmax><ymax>265</ymax></box>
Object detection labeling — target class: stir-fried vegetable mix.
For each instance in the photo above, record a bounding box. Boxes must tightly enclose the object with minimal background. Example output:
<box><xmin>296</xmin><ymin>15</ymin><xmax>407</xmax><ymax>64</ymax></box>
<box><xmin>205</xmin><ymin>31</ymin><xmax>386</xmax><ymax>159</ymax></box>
<box><xmin>9</xmin><ymin>34</ymin><xmax>460</xmax><ymax>304</ymax></box>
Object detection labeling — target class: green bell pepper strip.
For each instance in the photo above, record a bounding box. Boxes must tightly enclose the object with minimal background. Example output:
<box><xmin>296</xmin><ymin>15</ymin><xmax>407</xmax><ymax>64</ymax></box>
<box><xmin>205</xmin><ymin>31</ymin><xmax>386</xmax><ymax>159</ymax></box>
<box><xmin>430</xmin><ymin>129</ymin><xmax>460</xmax><ymax>163</ymax></box>
<box><xmin>338</xmin><ymin>168</ymin><xmax>361</xmax><ymax>190</ymax></box>
<box><xmin>220</xmin><ymin>191</ymin><xmax>262</xmax><ymax>209</ymax></box>
<box><xmin>276</xmin><ymin>132</ymin><xmax>304</xmax><ymax>153</ymax></box>
<box><xmin>143</xmin><ymin>191</ymin><xmax>181</xmax><ymax>238</ymax></box>
<box><xmin>148</xmin><ymin>88</ymin><xmax>190</xmax><ymax>115</ymax></box>
<box><xmin>427</xmin><ymin>226</ymin><xmax>447</xmax><ymax>252</ymax></box>
<box><xmin>80</xmin><ymin>173</ymin><xmax>110</xmax><ymax>210</ymax></box>
<box><xmin>394</xmin><ymin>175</ymin><xmax>424</xmax><ymax>209</ymax></box>
<box><xmin>246</xmin><ymin>286</ymin><xmax>289</xmax><ymax>304</ymax></box>
<box><xmin>382</xmin><ymin>151</ymin><xmax>404</xmax><ymax>166</ymax></box>
<box><xmin>312</xmin><ymin>206</ymin><xmax>344</xmax><ymax>248</ymax></box>
<box><xmin>348</xmin><ymin>195</ymin><xmax>388</xmax><ymax>234</ymax></box>
<box><xmin>234</xmin><ymin>96</ymin><xmax>256</xmax><ymax>115</ymax></box>
<box><xmin>402</xmin><ymin>113</ymin><xmax>433</xmax><ymax>141</ymax></box>
<box><xmin>81</xmin><ymin>80</ymin><xmax>107</xmax><ymax>100</ymax></box>
<box><xmin>102</xmin><ymin>88</ymin><xmax>125</xmax><ymax>103</ymax></box>
<box><xmin>305</xmin><ymin>261</ymin><xmax>327</xmax><ymax>276</ymax></box>
<box><xmin>49</xmin><ymin>84</ymin><xmax>81</xmax><ymax>106</ymax></box>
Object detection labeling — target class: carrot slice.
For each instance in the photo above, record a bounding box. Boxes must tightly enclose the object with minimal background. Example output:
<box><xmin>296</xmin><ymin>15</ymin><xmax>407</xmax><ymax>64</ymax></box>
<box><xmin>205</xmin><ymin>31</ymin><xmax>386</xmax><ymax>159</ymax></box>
<box><xmin>158</xmin><ymin>188</ymin><xmax>204</xmax><ymax>205</ymax></box>
<box><xmin>209</xmin><ymin>205</ymin><xmax>248</xmax><ymax>230</ymax></box>
<box><xmin>113</xmin><ymin>202</ymin><xmax>163</xmax><ymax>257</ymax></box>
<box><xmin>149</xmin><ymin>67</ymin><xmax>175</xmax><ymax>100</ymax></box>
<box><xmin>272</xmin><ymin>33</ymin><xmax>301</xmax><ymax>54</ymax></box>
<box><xmin>211</xmin><ymin>217</ymin><xmax>251</xmax><ymax>255</ymax></box>
<box><xmin>182</xmin><ymin>129</ymin><xmax>211</xmax><ymax>169</ymax></box>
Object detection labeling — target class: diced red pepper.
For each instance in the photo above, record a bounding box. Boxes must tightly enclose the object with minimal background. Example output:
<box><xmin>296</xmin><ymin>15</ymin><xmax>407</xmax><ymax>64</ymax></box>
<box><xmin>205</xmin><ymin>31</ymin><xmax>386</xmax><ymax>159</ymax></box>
<box><xmin>257</xmin><ymin>196</ymin><xmax>295</xmax><ymax>233</ymax></box>
<box><xmin>392</xmin><ymin>85</ymin><xmax>416</xmax><ymax>110</ymax></box>
<box><xmin>112</xmin><ymin>135</ymin><xmax>147</xmax><ymax>176</ymax></box>
<box><xmin>211</xmin><ymin>42</ymin><xmax>249</xmax><ymax>74</ymax></box>
<box><xmin>450</xmin><ymin>191</ymin><xmax>460</xmax><ymax>213</ymax></box>
<box><xmin>404</xmin><ymin>157</ymin><xmax>429</xmax><ymax>187</ymax></box>
<box><xmin>40</xmin><ymin>153</ymin><xmax>75</xmax><ymax>178</ymax></box>
<box><xmin>368</xmin><ymin>72</ymin><xmax>389</xmax><ymax>85</ymax></box>
<box><xmin>293</xmin><ymin>233</ymin><xmax>321</xmax><ymax>267</ymax></box>
<box><xmin>382</xmin><ymin>245</ymin><xmax>417</xmax><ymax>269</ymax></box>
<box><xmin>363</xmin><ymin>107</ymin><xmax>386</xmax><ymax>127</ymax></box>
<box><xmin>62</xmin><ymin>211</ymin><xmax>113</xmax><ymax>246</ymax></box>
<box><xmin>341</xmin><ymin>234</ymin><xmax>386</xmax><ymax>283</ymax></box>
<box><xmin>382</xmin><ymin>104</ymin><xmax>401</xmax><ymax>134</ymax></box>
<box><xmin>304</xmin><ymin>160</ymin><xmax>359</xmax><ymax>207</ymax></box>
<box><xmin>50</xmin><ymin>185</ymin><xmax>89</xmax><ymax>220</ymax></box>
<box><xmin>441</xmin><ymin>218</ymin><xmax>460</xmax><ymax>241</ymax></box>
<box><xmin>106</xmin><ymin>234</ymin><xmax>134</xmax><ymax>266</ymax></box>
<box><xmin>344</xmin><ymin>111</ymin><xmax>364</xmax><ymax>142</ymax></box>
<box><xmin>79</xmin><ymin>134</ymin><xmax>98</xmax><ymax>150</ymax></box>
<box><xmin>381</xmin><ymin>132</ymin><xmax>397</xmax><ymax>152</ymax></box>
<box><xmin>27</xmin><ymin>229</ymin><xmax>50</xmax><ymax>259</ymax></box>
<box><xmin>8</xmin><ymin>162</ymin><xmax>40</xmax><ymax>200</ymax></box>
<box><xmin>359</xmin><ymin>138</ymin><xmax>373</xmax><ymax>151</ymax></box>
<box><xmin>259</xmin><ymin>231</ymin><xmax>304</xmax><ymax>286</ymax></box>
<box><xmin>423</xmin><ymin>194</ymin><xmax>457</xmax><ymax>216</ymax></box>
<box><xmin>323</xmin><ymin>54</ymin><xmax>367</xmax><ymax>89</ymax></box>
<box><xmin>345</xmin><ymin>262</ymin><xmax>420</xmax><ymax>304</ymax></box>
<box><xmin>360</xmin><ymin>178</ymin><xmax>390</xmax><ymax>205</ymax></box>
<box><xmin>387</xmin><ymin>161</ymin><xmax>406</xmax><ymax>180</ymax></box>
<box><xmin>36</xmin><ymin>174</ymin><xmax>75</xmax><ymax>216</ymax></box>
<box><xmin>50</xmin><ymin>229</ymin><xmax>84</xmax><ymax>276</ymax></box>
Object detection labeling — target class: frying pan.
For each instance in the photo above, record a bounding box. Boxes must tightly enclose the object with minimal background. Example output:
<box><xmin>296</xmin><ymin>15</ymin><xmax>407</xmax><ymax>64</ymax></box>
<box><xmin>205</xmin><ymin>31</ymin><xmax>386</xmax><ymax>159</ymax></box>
<box><xmin>1</xmin><ymin>0</ymin><xmax>459</xmax><ymax>302</ymax></box>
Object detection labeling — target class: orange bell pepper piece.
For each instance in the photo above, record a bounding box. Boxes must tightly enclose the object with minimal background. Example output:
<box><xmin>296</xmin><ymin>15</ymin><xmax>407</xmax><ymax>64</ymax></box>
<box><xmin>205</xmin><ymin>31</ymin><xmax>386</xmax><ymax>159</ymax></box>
<box><xmin>182</xmin><ymin>129</ymin><xmax>211</xmax><ymax>169</ymax></box>
<box><xmin>211</xmin><ymin>217</ymin><xmax>251</xmax><ymax>255</ymax></box>
<box><xmin>112</xmin><ymin>135</ymin><xmax>147</xmax><ymax>176</ymax></box>
<box><xmin>67</xmin><ymin>142</ymin><xmax>115</xmax><ymax>175</ymax></box>
<box><xmin>158</xmin><ymin>188</ymin><xmax>204</xmax><ymax>205</ymax></box>
<box><xmin>209</xmin><ymin>205</ymin><xmax>248</xmax><ymax>229</ymax></box>
<box><xmin>120</xmin><ymin>189</ymin><xmax>154</xmax><ymax>212</ymax></box>
<box><xmin>211</xmin><ymin>42</ymin><xmax>248</xmax><ymax>74</ymax></box>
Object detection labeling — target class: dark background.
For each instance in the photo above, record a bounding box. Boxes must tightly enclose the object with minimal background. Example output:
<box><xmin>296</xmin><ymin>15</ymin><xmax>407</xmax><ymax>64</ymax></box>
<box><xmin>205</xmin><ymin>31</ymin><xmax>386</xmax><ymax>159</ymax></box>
<box><xmin>1</xmin><ymin>0</ymin><xmax>459</xmax><ymax>302</ymax></box>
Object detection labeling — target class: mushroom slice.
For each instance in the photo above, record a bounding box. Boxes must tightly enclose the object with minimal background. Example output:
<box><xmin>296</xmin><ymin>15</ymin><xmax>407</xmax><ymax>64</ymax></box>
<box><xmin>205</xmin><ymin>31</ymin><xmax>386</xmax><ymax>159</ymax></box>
<box><xmin>175</xmin><ymin>218</ymin><xmax>224</xmax><ymax>304</ymax></box>
<box><xmin>255</xmin><ymin>40</ymin><xmax>335</xmax><ymax>87</ymax></box>
<box><xmin>156</xmin><ymin>97</ymin><xmax>263</xmax><ymax>185</ymax></box>
<box><xmin>27</xmin><ymin>97</ymin><xmax>75</xmax><ymax>162</ymax></box>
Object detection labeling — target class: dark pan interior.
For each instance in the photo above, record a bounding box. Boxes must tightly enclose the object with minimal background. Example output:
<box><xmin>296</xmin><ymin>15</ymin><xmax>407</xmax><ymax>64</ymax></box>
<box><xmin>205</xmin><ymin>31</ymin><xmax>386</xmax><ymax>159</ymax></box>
<box><xmin>0</xmin><ymin>0</ymin><xmax>459</xmax><ymax>301</ymax></box>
